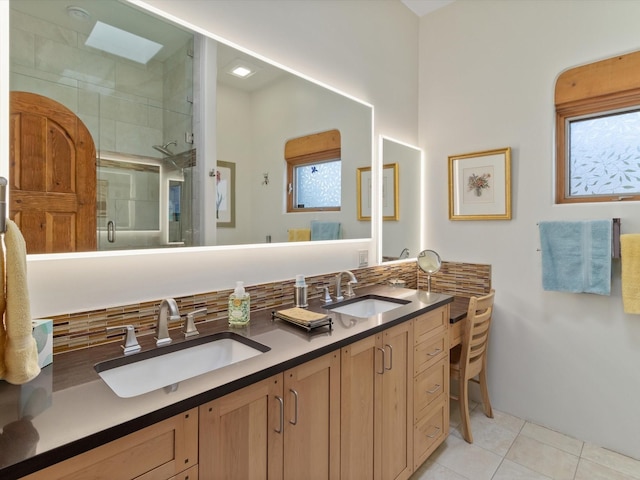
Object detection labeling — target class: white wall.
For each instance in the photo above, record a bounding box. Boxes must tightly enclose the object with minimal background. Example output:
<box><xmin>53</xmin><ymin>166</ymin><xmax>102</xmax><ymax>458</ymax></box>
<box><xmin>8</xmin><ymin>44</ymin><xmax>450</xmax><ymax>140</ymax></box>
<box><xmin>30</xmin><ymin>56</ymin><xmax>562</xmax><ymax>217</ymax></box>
<box><xmin>419</xmin><ymin>0</ymin><xmax>640</xmax><ymax>460</ymax></box>
<box><xmin>0</xmin><ymin>1</ymin><xmax>419</xmax><ymax>314</ymax></box>
<box><xmin>218</xmin><ymin>74</ymin><xmax>372</xmax><ymax>245</ymax></box>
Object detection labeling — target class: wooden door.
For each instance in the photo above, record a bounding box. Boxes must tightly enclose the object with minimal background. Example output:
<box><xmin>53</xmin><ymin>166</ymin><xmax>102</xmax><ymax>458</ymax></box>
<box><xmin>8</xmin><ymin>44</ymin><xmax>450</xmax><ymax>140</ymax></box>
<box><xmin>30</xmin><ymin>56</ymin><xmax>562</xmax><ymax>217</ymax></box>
<box><xmin>283</xmin><ymin>351</ymin><xmax>340</xmax><ymax>480</ymax></box>
<box><xmin>340</xmin><ymin>334</ymin><xmax>380</xmax><ymax>480</ymax></box>
<box><xmin>10</xmin><ymin>91</ymin><xmax>96</xmax><ymax>253</ymax></box>
<box><xmin>380</xmin><ymin>322</ymin><xmax>413</xmax><ymax>480</ymax></box>
<box><xmin>199</xmin><ymin>374</ymin><xmax>284</xmax><ymax>480</ymax></box>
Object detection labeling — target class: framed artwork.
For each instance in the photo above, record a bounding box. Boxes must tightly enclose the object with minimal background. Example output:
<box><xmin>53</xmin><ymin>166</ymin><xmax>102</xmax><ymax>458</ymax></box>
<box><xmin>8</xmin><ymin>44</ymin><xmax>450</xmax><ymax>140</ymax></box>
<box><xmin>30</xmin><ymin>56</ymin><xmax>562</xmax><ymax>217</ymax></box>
<box><xmin>448</xmin><ymin>147</ymin><xmax>511</xmax><ymax>220</ymax></box>
<box><xmin>216</xmin><ymin>160</ymin><xmax>236</xmax><ymax>228</ymax></box>
<box><xmin>357</xmin><ymin>163</ymin><xmax>399</xmax><ymax>221</ymax></box>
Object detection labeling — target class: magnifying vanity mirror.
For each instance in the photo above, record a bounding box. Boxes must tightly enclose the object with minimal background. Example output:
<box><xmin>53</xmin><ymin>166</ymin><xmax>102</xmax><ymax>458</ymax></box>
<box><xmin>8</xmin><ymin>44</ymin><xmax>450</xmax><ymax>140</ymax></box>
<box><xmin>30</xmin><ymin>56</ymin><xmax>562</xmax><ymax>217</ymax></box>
<box><xmin>7</xmin><ymin>0</ymin><xmax>373</xmax><ymax>255</ymax></box>
<box><xmin>417</xmin><ymin>249</ymin><xmax>441</xmax><ymax>293</ymax></box>
<box><xmin>380</xmin><ymin>137</ymin><xmax>422</xmax><ymax>263</ymax></box>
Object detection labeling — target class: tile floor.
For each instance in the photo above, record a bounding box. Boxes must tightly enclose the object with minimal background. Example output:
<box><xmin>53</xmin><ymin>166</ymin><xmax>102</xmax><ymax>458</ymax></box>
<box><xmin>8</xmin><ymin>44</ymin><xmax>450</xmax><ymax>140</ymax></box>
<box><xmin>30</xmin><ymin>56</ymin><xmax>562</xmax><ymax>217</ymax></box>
<box><xmin>411</xmin><ymin>400</ymin><xmax>640</xmax><ymax>480</ymax></box>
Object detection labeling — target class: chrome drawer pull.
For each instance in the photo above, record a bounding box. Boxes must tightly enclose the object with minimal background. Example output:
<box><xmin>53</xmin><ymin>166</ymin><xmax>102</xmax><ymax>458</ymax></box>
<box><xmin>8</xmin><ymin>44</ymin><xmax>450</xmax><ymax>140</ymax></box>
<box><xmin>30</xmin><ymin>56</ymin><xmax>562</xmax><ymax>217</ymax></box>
<box><xmin>426</xmin><ymin>384</ymin><xmax>441</xmax><ymax>395</ymax></box>
<box><xmin>289</xmin><ymin>389</ymin><xmax>299</xmax><ymax>425</ymax></box>
<box><xmin>384</xmin><ymin>343</ymin><xmax>393</xmax><ymax>371</ymax></box>
<box><xmin>275</xmin><ymin>396</ymin><xmax>284</xmax><ymax>433</ymax></box>
<box><xmin>425</xmin><ymin>426</ymin><xmax>441</xmax><ymax>438</ymax></box>
<box><xmin>377</xmin><ymin>347</ymin><xmax>385</xmax><ymax>375</ymax></box>
<box><xmin>427</xmin><ymin>348</ymin><xmax>442</xmax><ymax>357</ymax></box>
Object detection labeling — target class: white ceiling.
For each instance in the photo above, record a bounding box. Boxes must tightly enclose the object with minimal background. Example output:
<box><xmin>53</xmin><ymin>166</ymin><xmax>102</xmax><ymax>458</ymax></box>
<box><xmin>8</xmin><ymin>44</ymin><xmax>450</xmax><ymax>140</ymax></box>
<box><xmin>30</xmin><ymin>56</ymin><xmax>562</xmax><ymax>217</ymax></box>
<box><xmin>401</xmin><ymin>0</ymin><xmax>455</xmax><ymax>16</ymax></box>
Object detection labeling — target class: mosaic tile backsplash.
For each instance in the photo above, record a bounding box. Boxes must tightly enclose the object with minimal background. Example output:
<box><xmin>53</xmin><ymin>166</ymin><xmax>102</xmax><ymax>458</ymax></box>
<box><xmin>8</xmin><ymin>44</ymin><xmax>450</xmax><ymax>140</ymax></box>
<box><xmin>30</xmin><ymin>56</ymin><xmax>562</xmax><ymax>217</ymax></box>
<box><xmin>48</xmin><ymin>260</ymin><xmax>490</xmax><ymax>355</ymax></box>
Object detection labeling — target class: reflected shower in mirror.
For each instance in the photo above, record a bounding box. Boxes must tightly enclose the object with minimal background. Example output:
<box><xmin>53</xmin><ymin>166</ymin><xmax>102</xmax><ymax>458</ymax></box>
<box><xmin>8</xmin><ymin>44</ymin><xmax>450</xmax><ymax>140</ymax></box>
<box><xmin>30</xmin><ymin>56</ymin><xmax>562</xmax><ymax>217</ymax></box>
<box><xmin>8</xmin><ymin>0</ymin><xmax>373</xmax><ymax>254</ymax></box>
<box><xmin>380</xmin><ymin>137</ymin><xmax>422</xmax><ymax>263</ymax></box>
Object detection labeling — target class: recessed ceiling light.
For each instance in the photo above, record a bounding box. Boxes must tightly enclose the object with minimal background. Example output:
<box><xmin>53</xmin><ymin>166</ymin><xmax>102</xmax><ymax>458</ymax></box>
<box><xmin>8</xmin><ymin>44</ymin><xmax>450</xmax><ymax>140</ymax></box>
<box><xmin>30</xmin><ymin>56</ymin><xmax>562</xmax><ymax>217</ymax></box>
<box><xmin>231</xmin><ymin>66</ymin><xmax>252</xmax><ymax>78</ymax></box>
<box><xmin>85</xmin><ymin>21</ymin><xmax>163</xmax><ymax>65</ymax></box>
<box><xmin>66</xmin><ymin>6</ymin><xmax>91</xmax><ymax>22</ymax></box>
<box><xmin>226</xmin><ymin>59</ymin><xmax>259</xmax><ymax>79</ymax></box>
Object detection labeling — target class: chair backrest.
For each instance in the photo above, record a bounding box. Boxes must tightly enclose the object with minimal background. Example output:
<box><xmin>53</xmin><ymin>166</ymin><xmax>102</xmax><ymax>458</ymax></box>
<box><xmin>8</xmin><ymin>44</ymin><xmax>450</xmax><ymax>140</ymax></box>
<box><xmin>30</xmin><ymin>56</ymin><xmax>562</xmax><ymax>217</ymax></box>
<box><xmin>461</xmin><ymin>290</ymin><xmax>495</xmax><ymax>381</ymax></box>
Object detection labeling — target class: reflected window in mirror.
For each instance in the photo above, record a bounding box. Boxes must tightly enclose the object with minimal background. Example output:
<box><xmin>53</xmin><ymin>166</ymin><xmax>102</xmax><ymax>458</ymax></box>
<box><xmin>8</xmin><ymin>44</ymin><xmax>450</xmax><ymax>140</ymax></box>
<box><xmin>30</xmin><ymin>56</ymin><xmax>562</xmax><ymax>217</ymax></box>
<box><xmin>286</xmin><ymin>129</ymin><xmax>341</xmax><ymax>212</ymax></box>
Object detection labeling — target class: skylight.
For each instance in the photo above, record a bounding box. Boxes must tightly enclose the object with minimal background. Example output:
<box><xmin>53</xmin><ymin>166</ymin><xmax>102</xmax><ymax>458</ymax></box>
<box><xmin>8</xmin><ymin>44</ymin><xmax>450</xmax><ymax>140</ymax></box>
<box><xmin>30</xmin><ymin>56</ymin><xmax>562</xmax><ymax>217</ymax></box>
<box><xmin>85</xmin><ymin>21</ymin><xmax>163</xmax><ymax>65</ymax></box>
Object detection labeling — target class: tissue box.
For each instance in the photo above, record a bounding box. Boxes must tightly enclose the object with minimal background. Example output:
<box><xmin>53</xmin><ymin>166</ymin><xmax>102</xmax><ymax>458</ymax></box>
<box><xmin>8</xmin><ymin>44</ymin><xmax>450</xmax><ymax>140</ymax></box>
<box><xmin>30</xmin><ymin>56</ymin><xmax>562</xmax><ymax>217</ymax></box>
<box><xmin>32</xmin><ymin>319</ymin><xmax>53</xmax><ymax>368</ymax></box>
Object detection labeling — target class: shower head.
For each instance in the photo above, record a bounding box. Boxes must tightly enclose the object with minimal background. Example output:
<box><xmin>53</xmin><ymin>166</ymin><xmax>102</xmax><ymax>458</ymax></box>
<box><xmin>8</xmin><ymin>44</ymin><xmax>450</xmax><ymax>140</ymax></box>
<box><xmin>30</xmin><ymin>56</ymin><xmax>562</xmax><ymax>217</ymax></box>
<box><xmin>152</xmin><ymin>140</ymin><xmax>177</xmax><ymax>156</ymax></box>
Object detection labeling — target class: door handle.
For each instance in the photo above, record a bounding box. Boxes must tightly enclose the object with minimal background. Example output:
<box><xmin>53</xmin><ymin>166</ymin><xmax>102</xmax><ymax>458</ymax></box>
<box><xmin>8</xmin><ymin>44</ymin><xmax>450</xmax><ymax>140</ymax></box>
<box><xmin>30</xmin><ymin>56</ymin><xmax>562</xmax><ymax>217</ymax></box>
<box><xmin>376</xmin><ymin>347</ymin><xmax>385</xmax><ymax>375</ymax></box>
<box><xmin>107</xmin><ymin>220</ymin><xmax>116</xmax><ymax>243</ymax></box>
<box><xmin>275</xmin><ymin>396</ymin><xmax>284</xmax><ymax>433</ymax></box>
<box><xmin>384</xmin><ymin>343</ymin><xmax>393</xmax><ymax>371</ymax></box>
<box><xmin>289</xmin><ymin>388</ymin><xmax>299</xmax><ymax>425</ymax></box>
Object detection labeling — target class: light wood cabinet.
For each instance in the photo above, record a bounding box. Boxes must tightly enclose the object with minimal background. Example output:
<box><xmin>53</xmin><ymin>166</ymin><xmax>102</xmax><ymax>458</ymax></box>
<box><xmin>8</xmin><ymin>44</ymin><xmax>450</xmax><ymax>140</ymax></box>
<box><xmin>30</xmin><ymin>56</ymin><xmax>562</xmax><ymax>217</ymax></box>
<box><xmin>23</xmin><ymin>305</ymin><xmax>450</xmax><ymax>480</ymax></box>
<box><xmin>199</xmin><ymin>351</ymin><xmax>340</xmax><ymax>480</ymax></box>
<box><xmin>23</xmin><ymin>409</ymin><xmax>198</xmax><ymax>480</ymax></box>
<box><xmin>199</xmin><ymin>374</ymin><xmax>283</xmax><ymax>480</ymax></box>
<box><xmin>283</xmin><ymin>351</ymin><xmax>341</xmax><ymax>480</ymax></box>
<box><xmin>341</xmin><ymin>321</ymin><xmax>413</xmax><ymax>480</ymax></box>
<box><xmin>412</xmin><ymin>306</ymin><xmax>450</xmax><ymax>469</ymax></box>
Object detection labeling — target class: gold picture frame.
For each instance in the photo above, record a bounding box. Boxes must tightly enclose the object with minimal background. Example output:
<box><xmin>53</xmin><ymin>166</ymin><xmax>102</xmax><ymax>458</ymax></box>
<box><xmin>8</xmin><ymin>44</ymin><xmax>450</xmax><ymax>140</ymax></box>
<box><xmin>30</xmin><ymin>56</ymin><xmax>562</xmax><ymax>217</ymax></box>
<box><xmin>448</xmin><ymin>147</ymin><xmax>511</xmax><ymax>220</ymax></box>
<box><xmin>357</xmin><ymin>163</ymin><xmax>399</xmax><ymax>221</ymax></box>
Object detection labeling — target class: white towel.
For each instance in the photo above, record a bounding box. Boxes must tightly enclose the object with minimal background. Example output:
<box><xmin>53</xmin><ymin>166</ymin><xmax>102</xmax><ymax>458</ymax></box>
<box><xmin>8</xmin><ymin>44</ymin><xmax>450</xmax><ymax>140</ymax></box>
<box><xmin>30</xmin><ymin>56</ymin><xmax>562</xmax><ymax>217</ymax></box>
<box><xmin>3</xmin><ymin>220</ymin><xmax>40</xmax><ymax>384</ymax></box>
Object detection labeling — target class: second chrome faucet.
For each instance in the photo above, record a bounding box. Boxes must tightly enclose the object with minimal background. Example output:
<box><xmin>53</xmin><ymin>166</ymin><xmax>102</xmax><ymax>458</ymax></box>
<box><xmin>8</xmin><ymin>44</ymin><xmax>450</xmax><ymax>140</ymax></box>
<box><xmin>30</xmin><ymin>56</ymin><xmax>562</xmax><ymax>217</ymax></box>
<box><xmin>156</xmin><ymin>298</ymin><xmax>180</xmax><ymax>347</ymax></box>
<box><xmin>335</xmin><ymin>271</ymin><xmax>358</xmax><ymax>301</ymax></box>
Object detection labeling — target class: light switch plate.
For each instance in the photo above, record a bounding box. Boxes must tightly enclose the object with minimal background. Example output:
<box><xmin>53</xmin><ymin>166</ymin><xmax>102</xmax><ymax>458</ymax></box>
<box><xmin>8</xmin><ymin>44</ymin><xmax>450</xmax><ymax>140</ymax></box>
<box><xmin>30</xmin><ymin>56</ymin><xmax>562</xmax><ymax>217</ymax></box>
<box><xmin>358</xmin><ymin>250</ymin><xmax>368</xmax><ymax>267</ymax></box>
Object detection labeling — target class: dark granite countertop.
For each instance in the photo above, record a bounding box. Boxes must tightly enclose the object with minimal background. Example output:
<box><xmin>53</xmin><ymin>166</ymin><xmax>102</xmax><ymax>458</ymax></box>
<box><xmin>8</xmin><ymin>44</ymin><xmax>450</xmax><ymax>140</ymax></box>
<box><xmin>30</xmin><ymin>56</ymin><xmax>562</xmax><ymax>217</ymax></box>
<box><xmin>0</xmin><ymin>286</ymin><xmax>453</xmax><ymax>479</ymax></box>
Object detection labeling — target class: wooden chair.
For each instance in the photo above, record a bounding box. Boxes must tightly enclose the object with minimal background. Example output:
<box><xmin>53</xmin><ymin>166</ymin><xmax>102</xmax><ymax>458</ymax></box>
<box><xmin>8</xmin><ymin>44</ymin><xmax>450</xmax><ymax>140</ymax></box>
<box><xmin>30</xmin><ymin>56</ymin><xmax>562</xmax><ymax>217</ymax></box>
<box><xmin>449</xmin><ymin>290</ymin><xmax>495</xmax><ymax>443</ymax></box>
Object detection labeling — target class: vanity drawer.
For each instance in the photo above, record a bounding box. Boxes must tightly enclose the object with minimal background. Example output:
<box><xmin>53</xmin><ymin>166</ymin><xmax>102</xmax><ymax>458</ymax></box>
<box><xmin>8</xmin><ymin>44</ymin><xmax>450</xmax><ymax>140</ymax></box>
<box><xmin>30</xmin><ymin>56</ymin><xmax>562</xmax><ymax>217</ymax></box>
<box><xmin>414</xmin><ymin>358</ymin><xmax>447</xmax><ymax>421</ymax></box>
<box><xmin>414</xmin><ymin>334</ymin><xmax>447</xmax><ymax>375</ymax></box>
<box><xmin>414</xmin><ymin>400</ymin><xmax>447</xmax><ymax>469</ymax></box>
<box><xmin>450</xmin><ymin>318</ymin><xmax>464</xmax><ymax>348</ymax></box>
<box><xmin>414</xmin><ymin>307</ymin><xmax>447</xmax><ymax>345</ymax></box>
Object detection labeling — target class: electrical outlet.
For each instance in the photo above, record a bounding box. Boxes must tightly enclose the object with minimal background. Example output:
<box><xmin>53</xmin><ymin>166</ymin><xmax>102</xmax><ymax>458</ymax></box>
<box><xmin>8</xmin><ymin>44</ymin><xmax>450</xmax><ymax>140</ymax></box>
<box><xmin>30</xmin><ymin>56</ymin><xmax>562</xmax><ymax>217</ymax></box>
<box><xmin>358</xmin><ymin>250</ymin><xmax>368</xmax><ymax>267</ymax></box>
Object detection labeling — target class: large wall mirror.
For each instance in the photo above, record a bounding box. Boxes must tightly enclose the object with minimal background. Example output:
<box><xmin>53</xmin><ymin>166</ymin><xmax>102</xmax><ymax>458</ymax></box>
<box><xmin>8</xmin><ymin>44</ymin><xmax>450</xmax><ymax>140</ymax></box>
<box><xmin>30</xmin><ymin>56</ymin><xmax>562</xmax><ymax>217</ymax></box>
<box><xmin>8</xmin><ymin>0</ymin><xmax>372</xmax><ymax>255</ymax></box>
<box><xmin>380</xmin><ymin>137</ymin><xmax>422</xmax><ymax>262</ymax></box>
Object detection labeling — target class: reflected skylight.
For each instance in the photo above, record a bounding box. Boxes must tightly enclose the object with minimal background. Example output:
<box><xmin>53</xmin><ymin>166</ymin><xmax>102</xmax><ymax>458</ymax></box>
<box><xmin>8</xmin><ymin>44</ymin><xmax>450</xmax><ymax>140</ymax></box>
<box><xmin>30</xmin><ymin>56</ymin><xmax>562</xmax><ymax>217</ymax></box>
<box><xmin>85</xmin><ymin>21</ymin><xmax>163</xmax><ymax>64</ymax></box>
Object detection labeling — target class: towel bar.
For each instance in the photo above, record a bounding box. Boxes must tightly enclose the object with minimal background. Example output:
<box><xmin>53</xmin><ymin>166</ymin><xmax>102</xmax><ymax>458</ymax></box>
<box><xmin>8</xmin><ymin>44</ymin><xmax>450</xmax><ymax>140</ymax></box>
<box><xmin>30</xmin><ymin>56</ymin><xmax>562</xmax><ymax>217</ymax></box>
<box><xmin>537</xmin><ymin>218</ymin><xmax>621</xmax><ymax>258</ymax></box>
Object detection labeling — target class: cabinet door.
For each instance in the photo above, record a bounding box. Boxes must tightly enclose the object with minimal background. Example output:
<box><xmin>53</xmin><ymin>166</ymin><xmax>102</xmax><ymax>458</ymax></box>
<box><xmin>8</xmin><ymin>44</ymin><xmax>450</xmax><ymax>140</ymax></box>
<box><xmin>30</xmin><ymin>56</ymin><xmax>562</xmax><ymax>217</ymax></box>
<box><xmin>340</xmin><ymin>334</ymin><xmax>380</xmax><ymax>480</ymax></box>
<box><xmin>199</xmin><ymin>374</ymin><xmax>283</xmax><ymax>480</ymax></box>
<box><xmin>283</xmin><ymin>351</ymin><xmax>340</xmax><ymax>480</ymax></box>
<box><xmin>380</xmin><ymin>321</ymin><xmax>413</xmax><ymax>480</ymax></box>
<box><xmin>24</xmin><ymin>409</ymin><xmax>198</xmax><ymax>480</ymax></box>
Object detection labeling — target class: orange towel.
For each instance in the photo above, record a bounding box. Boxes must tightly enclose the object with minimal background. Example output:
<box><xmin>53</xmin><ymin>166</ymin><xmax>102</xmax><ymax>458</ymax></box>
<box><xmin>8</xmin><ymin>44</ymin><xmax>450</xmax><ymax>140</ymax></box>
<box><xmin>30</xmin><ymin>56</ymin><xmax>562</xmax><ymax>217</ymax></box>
<box><xmin>621</xmin><ymin>234</ymin><xmax>640</xmax><ymax>314</ymax></box>
<box><xmin>3</xmin><ymin>220</ymin><xmax>40</xmax><ymax>384</ymax></box>
<box><xmin>288</xmin><ymin>228</ymin><xmax>311</xmax><ymax>242</ymax></box>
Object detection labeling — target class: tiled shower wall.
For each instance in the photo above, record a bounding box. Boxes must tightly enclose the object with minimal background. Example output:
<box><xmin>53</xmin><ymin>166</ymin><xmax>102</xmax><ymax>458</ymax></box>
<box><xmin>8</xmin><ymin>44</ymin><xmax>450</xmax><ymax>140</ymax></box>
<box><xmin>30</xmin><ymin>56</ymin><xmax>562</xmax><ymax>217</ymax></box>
<box><xmin>49</xmin><ymin>260</ymin><xmax>491</xmax><ymax>355</ymax></box>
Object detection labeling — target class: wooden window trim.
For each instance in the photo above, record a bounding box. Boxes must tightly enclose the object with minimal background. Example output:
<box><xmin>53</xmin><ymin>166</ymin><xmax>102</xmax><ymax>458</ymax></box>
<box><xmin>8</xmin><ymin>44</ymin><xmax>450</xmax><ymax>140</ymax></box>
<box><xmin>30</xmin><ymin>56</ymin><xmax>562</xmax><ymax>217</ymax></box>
<box><xmin>285</xmin><ymin>130</ymin><xmax>341</xmax><ymax>212</ymax></box>
<box><xmin>555</xmin><ymin>50</ymin><xmax>640</xmax><ymax>204</ymax></box>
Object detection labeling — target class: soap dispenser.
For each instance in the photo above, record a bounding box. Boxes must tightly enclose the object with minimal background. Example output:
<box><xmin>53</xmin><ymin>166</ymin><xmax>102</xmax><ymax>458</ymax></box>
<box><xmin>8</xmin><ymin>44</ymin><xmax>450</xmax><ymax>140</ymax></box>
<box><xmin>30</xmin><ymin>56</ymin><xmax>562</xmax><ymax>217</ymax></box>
<box><xmin>294</xmin><ymin>274</ymin><xmax>308</xmax><ymax>308</ymax></box>
<box><xmin>228</xmin><ymin>281</ymin><xmax>250</xmax><ymax>327</ymax></box>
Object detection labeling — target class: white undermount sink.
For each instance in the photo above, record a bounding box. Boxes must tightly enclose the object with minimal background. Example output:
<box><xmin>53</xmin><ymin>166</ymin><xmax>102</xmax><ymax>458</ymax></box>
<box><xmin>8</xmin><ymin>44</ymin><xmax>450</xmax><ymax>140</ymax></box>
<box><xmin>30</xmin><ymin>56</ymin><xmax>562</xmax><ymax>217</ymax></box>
<box><xmin>95</xmin><ymin>332</ymin><xmax>270</xmax><ymax>398</ymax></box>
<box><xmin>325</xmin><ymin>294</ymin><xmax>410</xmax><ymax>318</ymax></box>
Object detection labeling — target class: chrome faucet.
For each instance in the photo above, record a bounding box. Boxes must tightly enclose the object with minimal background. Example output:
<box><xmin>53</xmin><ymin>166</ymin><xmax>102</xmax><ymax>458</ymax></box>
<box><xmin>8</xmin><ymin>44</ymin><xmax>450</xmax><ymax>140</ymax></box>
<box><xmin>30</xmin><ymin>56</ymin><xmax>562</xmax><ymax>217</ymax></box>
<box><xmin>335</xmin><ymin>270</ymin><xmax>358</xmax><ymax>301</ymax></box>
<box><xmin>156</xmin><ymin>298</ymin><xmax>180</xmax><ymax>347</ymax></box>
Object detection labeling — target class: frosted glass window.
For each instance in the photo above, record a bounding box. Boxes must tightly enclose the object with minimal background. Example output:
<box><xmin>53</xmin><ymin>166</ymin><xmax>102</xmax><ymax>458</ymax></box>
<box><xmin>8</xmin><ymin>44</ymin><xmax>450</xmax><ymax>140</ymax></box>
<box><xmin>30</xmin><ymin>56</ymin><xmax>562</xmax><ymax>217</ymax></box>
<box><xmin>568</xmin><ymin>109</ymin><xmax>640</xmax><ymax>197</ymax></box>
<box><xmin>293</xmin><ymin>159</ymin><xmax>341</xmax><ymax>208</ymax></box>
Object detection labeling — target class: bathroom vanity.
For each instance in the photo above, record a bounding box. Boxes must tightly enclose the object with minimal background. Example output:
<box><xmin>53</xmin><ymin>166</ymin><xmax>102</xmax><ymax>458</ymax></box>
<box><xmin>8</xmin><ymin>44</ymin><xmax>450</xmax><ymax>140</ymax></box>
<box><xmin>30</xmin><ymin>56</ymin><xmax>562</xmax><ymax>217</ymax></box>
<box><xmin>0</xmin><ymin>286</ymin><xmax>452</xmax><ymax>480</ymax></box>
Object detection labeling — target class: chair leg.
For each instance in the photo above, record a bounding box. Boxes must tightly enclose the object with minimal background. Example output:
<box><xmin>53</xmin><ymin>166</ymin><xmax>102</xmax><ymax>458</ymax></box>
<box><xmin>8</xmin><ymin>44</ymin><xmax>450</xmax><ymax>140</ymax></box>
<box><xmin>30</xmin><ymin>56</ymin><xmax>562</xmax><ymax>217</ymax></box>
<box><xmin>478</xmin><ymin>368</ymin><xmax>493</xmax><ymax>419</ymax></box>
<box><xmin>458</xmin><ymin>376</ymin><xmax>473</xmax><ymax>443</ymax></box>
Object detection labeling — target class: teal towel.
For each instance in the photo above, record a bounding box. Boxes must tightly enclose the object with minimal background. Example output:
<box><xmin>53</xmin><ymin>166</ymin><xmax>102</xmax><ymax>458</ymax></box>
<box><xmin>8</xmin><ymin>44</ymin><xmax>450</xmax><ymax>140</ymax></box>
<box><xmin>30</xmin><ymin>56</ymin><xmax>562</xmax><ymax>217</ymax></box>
<box><xmin>539</xmin><ymin>220</ymin><xmax>612</xmax><ymax>295</ymax></box>
<box><xmin>311</xmin><ymin>221</ymin><xmax>341</xmax><ymax>240</ymax></box>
